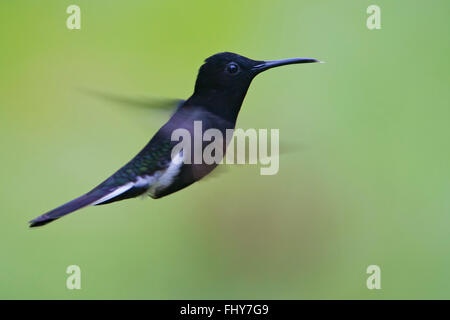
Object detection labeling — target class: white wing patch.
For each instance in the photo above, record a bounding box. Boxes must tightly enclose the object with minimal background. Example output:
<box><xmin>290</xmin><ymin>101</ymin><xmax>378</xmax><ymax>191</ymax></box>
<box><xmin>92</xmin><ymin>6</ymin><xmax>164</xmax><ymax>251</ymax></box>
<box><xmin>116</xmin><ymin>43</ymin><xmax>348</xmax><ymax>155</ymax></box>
<box><xmin>91</xmin><ymin>182</ymin><xmax>135</xmax><ymax>206</ymax></box>
<box><xmin>147</xmin><ymin>152</ymin><xmax>184</xmax><ymax>198</ymax></box>
<box><xmin>91</xmin><ymin>152</ymin><xmax>184</xmax><ymax>204</ymax></box>
<box><xmin>158</xmin><ymin>152</ymin><xmax>184</xmax><ymax>187</ymax></box>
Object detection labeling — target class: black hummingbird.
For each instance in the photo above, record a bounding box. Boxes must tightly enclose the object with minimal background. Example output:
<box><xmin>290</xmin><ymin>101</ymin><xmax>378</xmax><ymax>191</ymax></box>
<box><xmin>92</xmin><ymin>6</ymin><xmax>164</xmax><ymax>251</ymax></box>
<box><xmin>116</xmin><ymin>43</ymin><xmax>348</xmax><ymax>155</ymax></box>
<box><xmin>29</xmin><ymin>52</ymin><xmax>321</xmax><ymax>227</ymax></box>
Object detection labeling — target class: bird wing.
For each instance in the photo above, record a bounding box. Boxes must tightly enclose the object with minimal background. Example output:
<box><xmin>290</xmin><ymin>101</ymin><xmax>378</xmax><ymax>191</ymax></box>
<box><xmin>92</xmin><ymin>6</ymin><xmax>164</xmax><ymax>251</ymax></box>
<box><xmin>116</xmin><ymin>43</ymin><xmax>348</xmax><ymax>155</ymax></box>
<box><xmin>28</xmin><ymin>184</ymin><xmax>135</xmax><ymax>227</ymax></box>
<box><xmin>81</xmin><ymin>88</ymin><xmax>184</xmax><ymax>113</ymax></box>
<box><xmin>29</xmin><ymin>136</ymin><xmax>176</xmax><ymax>227</ymax></box>
<box><xmin>28</xmin><ymin>104</ymin><xmax>231</xmax><ymax>227</ymax></box>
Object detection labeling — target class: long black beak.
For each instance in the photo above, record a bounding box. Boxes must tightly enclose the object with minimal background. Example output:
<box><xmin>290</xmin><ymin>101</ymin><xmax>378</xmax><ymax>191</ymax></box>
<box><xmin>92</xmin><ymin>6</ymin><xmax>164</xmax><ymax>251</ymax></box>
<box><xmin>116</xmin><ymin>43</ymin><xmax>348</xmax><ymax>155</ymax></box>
<box><xmin>252</xmin><ymin>58</ymin><xmax>323</xmax><ymax>73</ymax></box>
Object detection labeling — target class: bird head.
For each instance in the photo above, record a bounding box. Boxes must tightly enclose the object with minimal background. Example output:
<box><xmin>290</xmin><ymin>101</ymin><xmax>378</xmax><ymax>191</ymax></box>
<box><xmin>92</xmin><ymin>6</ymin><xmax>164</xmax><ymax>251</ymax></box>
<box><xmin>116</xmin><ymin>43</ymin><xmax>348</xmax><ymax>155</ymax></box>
<box><xmin>194</xmin><ymin>52</ymin><xmax>321</xmax><ymax>96</ymax></box>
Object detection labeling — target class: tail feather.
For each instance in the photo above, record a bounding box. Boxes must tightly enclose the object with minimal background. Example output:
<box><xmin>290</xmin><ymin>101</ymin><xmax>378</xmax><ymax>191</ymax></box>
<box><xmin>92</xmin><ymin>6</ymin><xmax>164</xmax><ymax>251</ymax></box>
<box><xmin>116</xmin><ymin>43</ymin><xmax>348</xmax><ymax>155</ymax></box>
<box><xmin>29</xmin><ymin>183</ymin><xmax>136</xmax><ymax>228</ymax></box>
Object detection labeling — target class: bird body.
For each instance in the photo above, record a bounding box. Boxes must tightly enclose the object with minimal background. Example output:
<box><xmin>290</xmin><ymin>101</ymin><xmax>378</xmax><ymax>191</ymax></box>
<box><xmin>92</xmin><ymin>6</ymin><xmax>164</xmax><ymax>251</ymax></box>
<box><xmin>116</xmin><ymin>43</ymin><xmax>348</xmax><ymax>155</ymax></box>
<box><xmin>29</xmin><ymin>52</ymin><xmax>321</xmax><ymax>227</ymax></box>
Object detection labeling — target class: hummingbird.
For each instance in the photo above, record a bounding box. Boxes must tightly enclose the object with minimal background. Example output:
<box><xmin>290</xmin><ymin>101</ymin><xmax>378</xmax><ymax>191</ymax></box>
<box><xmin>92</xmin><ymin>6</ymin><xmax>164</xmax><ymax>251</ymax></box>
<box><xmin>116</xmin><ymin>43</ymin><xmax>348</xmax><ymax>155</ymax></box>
<box><xmin>29</xmin><ymin>52</ymin><xmax>321</xmax><ymax>227</ymax></box>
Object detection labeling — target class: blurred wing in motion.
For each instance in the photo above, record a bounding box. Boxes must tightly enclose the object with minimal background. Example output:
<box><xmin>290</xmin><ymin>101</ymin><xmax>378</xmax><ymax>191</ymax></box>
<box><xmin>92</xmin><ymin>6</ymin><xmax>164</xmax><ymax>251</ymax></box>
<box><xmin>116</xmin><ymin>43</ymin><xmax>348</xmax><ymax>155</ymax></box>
<box><xmin>81</xmin><ymin>88</ymin><xmax>184</xmax><ymax>113</ymax></box>
<box><xmin>201</xmin><ymin>141</ymin><xmax>305</xmax><ymax>180</ymax></box>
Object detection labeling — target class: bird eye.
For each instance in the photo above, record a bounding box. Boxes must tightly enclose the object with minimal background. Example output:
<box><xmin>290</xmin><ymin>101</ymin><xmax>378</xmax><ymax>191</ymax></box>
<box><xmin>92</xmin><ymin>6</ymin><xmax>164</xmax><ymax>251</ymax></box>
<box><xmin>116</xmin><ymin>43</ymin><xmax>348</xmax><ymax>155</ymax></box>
<box><xmin>226</xmin><ymin>63</ymin><xmax>239</xmax><ymax>75</ymax></box>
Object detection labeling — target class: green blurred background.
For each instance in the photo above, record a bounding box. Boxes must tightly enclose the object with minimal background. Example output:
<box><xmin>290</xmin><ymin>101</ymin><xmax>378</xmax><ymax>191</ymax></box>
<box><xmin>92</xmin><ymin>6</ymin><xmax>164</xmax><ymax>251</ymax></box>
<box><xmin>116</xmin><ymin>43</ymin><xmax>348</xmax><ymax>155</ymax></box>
<box><xmin>0</xmin><ymin>0</ymin><xmax>449</xmax><ymax>299</ymax></box>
